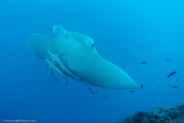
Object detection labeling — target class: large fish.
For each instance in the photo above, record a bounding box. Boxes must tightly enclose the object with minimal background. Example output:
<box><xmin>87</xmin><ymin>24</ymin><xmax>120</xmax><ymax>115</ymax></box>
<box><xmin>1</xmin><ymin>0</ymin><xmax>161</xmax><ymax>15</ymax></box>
<box><xmin>26</xmin><ymin>25</ymin><xmax>140</xmax><ymax>89</ymax></box>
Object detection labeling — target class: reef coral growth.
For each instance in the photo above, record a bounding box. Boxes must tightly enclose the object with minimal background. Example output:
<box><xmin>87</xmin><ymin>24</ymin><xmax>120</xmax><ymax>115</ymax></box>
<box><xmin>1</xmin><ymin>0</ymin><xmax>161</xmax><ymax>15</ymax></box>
<box><xmin>119</xmin><ymin>105</ymin><xmax>184</xmax><ymax>123</ymax></box>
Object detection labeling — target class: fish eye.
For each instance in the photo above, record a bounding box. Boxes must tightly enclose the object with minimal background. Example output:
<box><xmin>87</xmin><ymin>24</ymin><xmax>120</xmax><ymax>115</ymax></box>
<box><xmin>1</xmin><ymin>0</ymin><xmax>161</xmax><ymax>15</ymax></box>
<box><xmin>65</xmin><ymin>34</ymin><xmax>69</xmax><ymax>39</ymax></box>
<box><xmin>91</xmin><ymin>43</ymin><xmax>95</xmax><ymax>48</ymax></box>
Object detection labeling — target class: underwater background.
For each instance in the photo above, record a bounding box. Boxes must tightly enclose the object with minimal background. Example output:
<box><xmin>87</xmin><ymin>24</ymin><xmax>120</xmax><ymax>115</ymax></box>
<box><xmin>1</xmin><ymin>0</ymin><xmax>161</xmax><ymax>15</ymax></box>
<box><xmin>0</xmin><ymin>0</ymin><xmax>184</xmax><ymax>123</ymax></box>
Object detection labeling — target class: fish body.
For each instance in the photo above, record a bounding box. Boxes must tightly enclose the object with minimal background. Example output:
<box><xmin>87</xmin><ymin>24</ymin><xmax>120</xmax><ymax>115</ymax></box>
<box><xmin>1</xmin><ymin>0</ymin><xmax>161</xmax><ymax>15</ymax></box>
<box><xmin>168</xmin><ymin>85</ymin><xmax>178</xmax><ymax>88</ymax></box>
<box><xmin>140</xmin><ymin>61</ymin><xmax>148</xmax><ymax>64</ymax></box>
<box><xmin>26</xmin><ymin>25</ymin><xmax>140</xmax><ymax>89</ymax></box>
<box><xmin>167</xmin><ymin>71</ymin><xmax>177</xmax><ymax>78</ymax></box>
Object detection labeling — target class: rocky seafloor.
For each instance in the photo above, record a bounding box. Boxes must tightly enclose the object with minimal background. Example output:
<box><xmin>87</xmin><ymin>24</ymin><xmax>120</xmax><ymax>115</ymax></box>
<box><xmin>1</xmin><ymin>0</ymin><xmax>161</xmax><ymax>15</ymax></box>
<box><xmin>117</xmin><ymin>105</ymin><xmax>184</xmax><ymax>123</ymax></box>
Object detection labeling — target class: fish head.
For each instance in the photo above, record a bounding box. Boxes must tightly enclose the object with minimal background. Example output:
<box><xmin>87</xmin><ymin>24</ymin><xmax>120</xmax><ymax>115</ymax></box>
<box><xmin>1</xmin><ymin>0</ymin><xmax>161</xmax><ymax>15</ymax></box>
<box><xmin>26</xmin><ymin>33</ymin><xmax>49</xmax><ymax>60</ymax></box>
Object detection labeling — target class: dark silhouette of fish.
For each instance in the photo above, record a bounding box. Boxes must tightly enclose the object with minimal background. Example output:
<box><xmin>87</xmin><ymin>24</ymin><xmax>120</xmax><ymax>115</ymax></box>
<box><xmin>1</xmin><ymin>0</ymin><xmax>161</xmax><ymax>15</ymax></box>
<box><xmin>85</xmin><ymin>85</ymin><xmax>98</xmax><ymax>95</ymax></box>
<box><xmin>177</xmin><ymin>94</ymin><xmax>183</xmax><ymax>98</ymax></box>
<box><xmin>149</xmin><ymin>81</ymin><xmax>155</xmax><ymax>83</ymax></box>
<box><xmin>104</xmin><ymin>96</ymin><xmax>109</xmax><ymax>99</ymax></box>
<box><xmin>140</xmin><ymin>61</ymin><xmax>148</xmax><ymax>64</ymax></box>
<box><xmin>89</xmin><ymin>89</ymin><xmax>98</xmax><ymax>95</ymax></box>
<box><xmin>166</xmin><ymin>58</ymin><xmax>172</xmax><ymax>62</ymax></box>
<box><xmin>141</xmin><ymin>84</ymin><xmax>143</xmax><ymax>88</ymax></box>
<box><xmin>168</xmin><ymin>85</ymin><xmax>178</xmax><ymax>88</ymax></box>
<box><xmin>130</xmin><ymin>90</ymin><xmax>135</xmax><ymax>93</ymax></box>
<box><xmin>88</xmin><ymin>87</ymin><xmax>92</xmax><ymax>90</ymax></box>
<box><xmin>167</xmin><ymin>71</ymin><xmax>177</xmax><ymax>78</ymax></box>
<box><xmin>176</xmin><ymin>75</ymin><xmax>179</xmax><ymax>82</ymax></box>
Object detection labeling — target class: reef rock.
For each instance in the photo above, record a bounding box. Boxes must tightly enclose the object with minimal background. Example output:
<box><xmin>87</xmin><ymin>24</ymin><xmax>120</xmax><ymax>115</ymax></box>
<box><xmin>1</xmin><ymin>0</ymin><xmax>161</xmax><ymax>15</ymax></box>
<box><xmin>118</xmin><ymin>105</ymin><xmax>184</xmax><ymax>123</ymax></box>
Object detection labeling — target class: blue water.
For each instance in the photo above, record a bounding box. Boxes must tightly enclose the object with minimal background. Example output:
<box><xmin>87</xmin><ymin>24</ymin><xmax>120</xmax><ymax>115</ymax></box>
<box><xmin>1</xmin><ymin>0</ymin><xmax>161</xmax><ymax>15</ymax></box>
<box><xmin>0</xmin><ymin>0</ymin><xmax>184</xmax><ymax>123</ymax></box>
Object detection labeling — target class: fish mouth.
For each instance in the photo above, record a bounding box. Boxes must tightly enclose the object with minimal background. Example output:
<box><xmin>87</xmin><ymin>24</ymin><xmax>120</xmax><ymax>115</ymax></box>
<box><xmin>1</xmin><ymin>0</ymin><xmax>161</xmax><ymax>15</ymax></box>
<box><xmin>26</xmin><ymin>33</ymin><xmax>50</xmax><ymax>60</ymax></box>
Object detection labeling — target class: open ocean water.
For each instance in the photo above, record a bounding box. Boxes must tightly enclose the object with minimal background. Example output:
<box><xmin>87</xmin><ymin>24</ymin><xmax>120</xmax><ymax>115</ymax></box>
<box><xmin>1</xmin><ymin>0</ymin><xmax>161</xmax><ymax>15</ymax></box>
<box><xmin>0</xmin><ymin>0</ymin><xmax>184</xmax><ymax>123</ymax></box>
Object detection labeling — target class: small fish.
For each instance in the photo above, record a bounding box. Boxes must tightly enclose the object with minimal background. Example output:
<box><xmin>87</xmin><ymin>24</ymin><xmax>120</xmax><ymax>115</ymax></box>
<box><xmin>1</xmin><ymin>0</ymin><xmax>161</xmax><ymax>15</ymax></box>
<box><xmin>104</xmin><ymin>96</ymin><xmax>109</xmax><ymax>99</ymax></box>
<box><xmin>167</xmin><ymin>71</ymin><xmax>177</xmax><ymax>78</ymax></box>
<box><xmin>176</xmin><ymin>75</ymin><xmax>179</xmax><ymax>82</ymax></box>
<box><xmin>140</xmin><ymin>61</ymin><xmax>148</xmax><ymax>64</ymax></box>
<box><xmin>141</xmin><ymin>84</ymin><xmax>143</xmax><ymax>88</ymax></box>
<box><xmin>88</xmin><ymin>87</ymin><xmax>92</xmax><ymax>90</ymax></box>
<box><xmin>85</xmin><ymin>85</ymin><xmax>98</xmax><ymax>95</ymax></box>
<box><xmin>166</xmin><ymin>58</ymin><xmax>172</xmax><ymax>62</ymax></box>
<box><xmin>177</xmin><ymin>94</ymin><xmax>183</xmax><ymax>98</ymax></box>
<box><xmin>130</xmin><ymin>90</ymin><xmax>135</xmax><ymax>93</ymax></box>
<box><xmin>149</xmin><ymin>81</ymin><xmax>155</xmax><ymax>83</ymax></box>
<box><xmin>89</xmin><ymin>90</ymin><xmax>98</xmax><ymax>95</ymax></box>
<box><xmin>168</xmin><ymin>85</ymin><xmax>178</xmax><ymax>88</ymax></box>
<box><xmin>91</xmin><ymin>92</ymin><xmax>96</xmax><ymax>94</ymax></box>
<box><xmin>153</xmin><ymin>98</ymin><xmax>155</xmax><ymax>101</ymax></box>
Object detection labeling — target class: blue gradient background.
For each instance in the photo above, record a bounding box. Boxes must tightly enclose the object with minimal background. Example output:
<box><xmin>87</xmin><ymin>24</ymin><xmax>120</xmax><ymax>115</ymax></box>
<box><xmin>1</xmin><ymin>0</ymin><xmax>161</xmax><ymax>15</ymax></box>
<box><xmin>0</xmin><ymin>0</ymin><xmax>184</xmax><ymax>123</ymax></box>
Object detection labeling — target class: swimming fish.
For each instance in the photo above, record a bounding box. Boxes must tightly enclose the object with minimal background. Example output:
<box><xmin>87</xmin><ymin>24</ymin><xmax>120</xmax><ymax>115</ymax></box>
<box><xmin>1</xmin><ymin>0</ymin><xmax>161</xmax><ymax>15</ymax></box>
<box><xmin>176</xmin><ymin>75</ymin><xmax>179</xmax><ymax>82</ymax></box>
<box><xmin>130</xmin><ymin>90</ymin><xmax>135</xmax><ymax>93</ymax></box>
<box><xmin>167</xmin><ymin>71</ymin><xmax>177</xmax><ymax>78</ymax></box>
<box><xmin>166</xmin><ymin>58</ymin><xmax>172</xmax><ymax>62</ymax></box>
<box><xmin>168</xmin><ymin>85</ymin><xmax>178</xmax><ymax>88</ymax></box>
<box><xmin>153</xmin><ymin>98</ymin><xmax>155</xmax><ymax>101</ymax></box>
<box><xmin>104</xmin><ymin>96</ymin><xmax>109</xmax><ymax>99</ymax></box>
<box><xmin>140</xmin><ymin>61</ymin><xmax>148</xmax><ymax>64</ymax></box>
<box><xmin>140</xmin><ymin>84</ymin><xmax>144</xmax><ymax>88</ymax></box>
<box><xmin>26</xmin><ymin>25</ymin><xmax>140</xmax><ymax>89</ymax></box>
<box><xmin>88</xmin><ymin>87</ymin><xmax>92</xmax><ymax>91</ymax></box>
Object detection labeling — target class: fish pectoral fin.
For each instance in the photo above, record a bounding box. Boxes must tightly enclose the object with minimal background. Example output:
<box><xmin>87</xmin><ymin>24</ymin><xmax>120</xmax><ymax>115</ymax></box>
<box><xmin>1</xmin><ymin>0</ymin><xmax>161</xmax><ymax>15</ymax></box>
<box><xmin>58</xmin><ymin>61</ymin><xmax>79</xmax><ymax>80</ymax></box>
<box><xmin>45</xmin><ymin>59</ymin><xmax>68</xmax><ymax>84</ymax></box>
<box><xmin>47</xmin><ymin>50</ymin><xmax>57</xmax><ymax>63</ymax></box>
<box><xmin>47</xmin><ymin>50</ymin><xmax>79</xmax><ymax>80</ymax></box>
<box><xmin>46</xmin><ymin>49</ymin><xmax>79</xmax><ymax>80</ymax></box>
<box><xmin>45</xmin><ymin>59</ymin><xmax>61</xmax><ymax>83</ymax></box>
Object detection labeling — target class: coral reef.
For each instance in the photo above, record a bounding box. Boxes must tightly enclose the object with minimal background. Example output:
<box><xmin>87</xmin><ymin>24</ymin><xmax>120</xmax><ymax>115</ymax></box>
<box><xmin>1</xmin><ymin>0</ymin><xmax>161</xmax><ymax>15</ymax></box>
<box><xmin>119</xmin><ymin>105</ymin><xmax>184</xmax><ymax>123</ymax></box>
